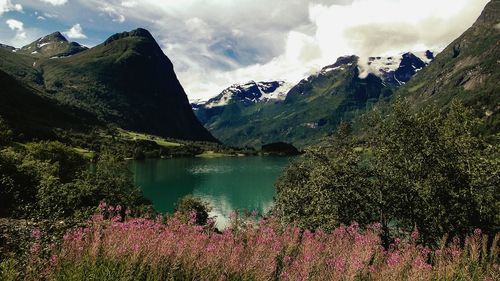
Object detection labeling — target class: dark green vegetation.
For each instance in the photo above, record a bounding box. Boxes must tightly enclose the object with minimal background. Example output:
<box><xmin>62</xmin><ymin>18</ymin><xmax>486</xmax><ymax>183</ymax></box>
<box><xmin>0</xmin><ymin>28</ymin><xmax>215</xmax><ymax>142</ymax></box>
<box><xmin>274</xmin><ymin>99</ymin><xmax>499</xmax><ymax>245</ymax></box>
<box><xmin>0</xmin><ymin>69</ymin><xmax>97</xmax><ymax>141</ymax></box>
<box><xmin>174</xmin><ymin>195</ymin><xmax>212</xmax><ymax>226</ymax></box>
<box><xmin>197</xmin><ymin>56</ymin><xmax>392</xmax><ymax>148</ymax></box>
<box><xmin>0</xmin><ymin>137</ymin><xmax>150</xmax><ymax>220</ymax></box>
<box><xmin>399</xmin><ymin>0</ymin><xmax>500</xmax><ymax>134</ymax></box>
<box><xmin>261</xmin><ymin>142</ymin><xmax>301</xmax><ymax>156</ymax></box>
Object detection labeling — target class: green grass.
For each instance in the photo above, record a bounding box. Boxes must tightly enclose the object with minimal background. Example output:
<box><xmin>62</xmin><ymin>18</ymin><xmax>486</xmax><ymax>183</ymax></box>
<box><xmin>195</xmin><ymin>151</ymin><xmax>233</xmax><ymax>158</ymax></box>
<box><xmin>118</xmin><ymin>129</ymin><xmax>182</xmax><ymax>148</ymax></box>
<box><xmin>408</xmin><ymin>82</ymin><xmax>425</xmax><ymax>93</ymax></box>
<box><xmin>73</xmin><ymin>147</ymin><xmax>95</xmax><ymax>159</ymax></box>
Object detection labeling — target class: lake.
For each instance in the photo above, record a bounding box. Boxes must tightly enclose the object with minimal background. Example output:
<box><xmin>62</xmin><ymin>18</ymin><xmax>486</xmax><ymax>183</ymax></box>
<box><xmin>130</xmin><ymin>156</ymin><xmax>292</xmax><ymax>227</ymax></box>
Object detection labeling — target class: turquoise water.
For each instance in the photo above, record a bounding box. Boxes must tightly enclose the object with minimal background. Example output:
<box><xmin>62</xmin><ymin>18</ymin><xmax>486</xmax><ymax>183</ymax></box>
<box><xmin>129</xmin><ymin>156</ymin><xmax>291</xmax><ymax>227</ymax></box>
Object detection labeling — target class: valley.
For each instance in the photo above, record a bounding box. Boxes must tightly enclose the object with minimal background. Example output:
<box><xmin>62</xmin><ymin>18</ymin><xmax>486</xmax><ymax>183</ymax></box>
<box><xmin>0</xmin><ymin>0</ymin><xmax>498</xmax><ymax>280</ymax></box>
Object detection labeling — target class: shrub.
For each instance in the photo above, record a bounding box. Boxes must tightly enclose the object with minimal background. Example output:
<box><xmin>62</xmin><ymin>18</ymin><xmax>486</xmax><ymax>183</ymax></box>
<box><xmin>175</xmin><ymin>195</ymin><xmax>212</xmax><ymax>226</ymax></box>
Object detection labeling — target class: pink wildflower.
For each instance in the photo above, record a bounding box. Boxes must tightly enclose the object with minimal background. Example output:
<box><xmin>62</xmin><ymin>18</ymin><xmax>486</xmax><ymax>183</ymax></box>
<box><xmin>31</xmin><ymin>228</ymin><xmax>42</xmax><ymax>240</ymax></box>
<box><xmin>411</xmin><ymin>228</ymin><xmax>419</xmax><ymax>241</ymax></box>
<box><xmin>98</xmin><ymin>201</ymin><xmax>107</xmax><ymax>210</ymax></box>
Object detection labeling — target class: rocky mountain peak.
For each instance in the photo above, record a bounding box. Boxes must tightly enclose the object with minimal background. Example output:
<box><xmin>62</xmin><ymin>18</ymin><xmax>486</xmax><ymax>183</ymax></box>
<box><xmin>202</xmin><ymin>80</ymin><xmax>292</xmax><ymax>108</ymax></box>
<box><xmin>104</xmin><ymin>28</ymin><xmax>155</xmax><ymax>45</ymax></box>
<box><xmin>18</xmin><ymin>32</ymin><xmax>87</xmax><ymax>58</ymax></box>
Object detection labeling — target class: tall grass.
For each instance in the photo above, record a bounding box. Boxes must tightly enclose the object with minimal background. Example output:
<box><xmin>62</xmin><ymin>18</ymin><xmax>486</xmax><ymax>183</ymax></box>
<box><xmin>27</xmin><ymin>206</ymin><xmax>499</xmax><ymax>281</ymax></box>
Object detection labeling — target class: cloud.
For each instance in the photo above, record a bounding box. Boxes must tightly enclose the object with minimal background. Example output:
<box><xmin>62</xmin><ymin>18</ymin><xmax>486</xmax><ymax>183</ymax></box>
<box><xmin>99</xmin><ymin>4</ymin><xmax>126</xmax><ymax>23</ymax></box>
<box><xmin>121</xmin><ymin>1</ymin><xmax>136</xmax><ymax>8</ymax></box>
<box><xmin>6</xmin><ymin>18</ymin><xmax>23</xmax><ymax>31</ymax></box>
<box><xmin>40</xmin><ymin>0</ymin><xmax>67</xmax><ymax>6</ymax></box>
<box><xmin>43</xmin><ymin>12</ymin><xmax>58</xmax><ymax>18</ymax></box>
<box><xmin>70</xmin><ymin>0</ymin><xmax>489</xmax><ymax>101</ymax></box>
<box><xmin>7</xmin><ymin>0</ymin><xmax>491</xmax><ymax>100</ymax></box>
<box><xmin>64</xmin><ymin>23</ymin><xmax>87</xmax><ymax>39</ymax></box>
<box><xmin>0</xmin><ymin>0</ymin><xmax>23</xmax><ymax>15</ymax></box>
<box><xmin>5</xmin><ymin>18</ymin><xmax>27</xmax><ymax>40</ymax></box>
<box><xmin>305</xmin><ymin>0</ymin><xmax>491</xmax><ymax>77</ymax></box>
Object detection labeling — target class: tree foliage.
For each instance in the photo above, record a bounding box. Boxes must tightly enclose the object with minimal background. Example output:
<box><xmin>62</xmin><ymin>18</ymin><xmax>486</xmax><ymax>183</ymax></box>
<box><xmin>0</xmin><ymin>141</ymin><xmax>149</xmax><ymax>219</ymax></box>
<box><xmin>275</xmin><ymin>98</ymin><xmax>500</xmax><ymax>244</ymax></box>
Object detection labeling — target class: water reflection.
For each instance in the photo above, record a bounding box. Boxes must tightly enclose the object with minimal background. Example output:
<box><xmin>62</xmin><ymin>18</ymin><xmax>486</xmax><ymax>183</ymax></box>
<box><xmin>129</xmin><ymin>156</ymin><xmax>291</xmax><ymax>228</ymax></box>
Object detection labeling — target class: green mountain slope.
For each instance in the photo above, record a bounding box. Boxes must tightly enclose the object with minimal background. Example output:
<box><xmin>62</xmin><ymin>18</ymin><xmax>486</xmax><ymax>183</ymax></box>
<box><xmin>399</xmin><ymin>0</ymin><xmax>500</xmax><ymax>132</ymax></box>
<box><xmin>197</xmin><ymin>56</ymin><xmax>392</xmax><ymax>148</ymax></box>
<box><xmin>0</xmin><ymin>28</ymin><xmax>216</xmax><ymax>142</ymax></box>
<box><xmin>0</xmin><ymin>69</ymin><xmax>97</xmax><ymax>140</ymax></box>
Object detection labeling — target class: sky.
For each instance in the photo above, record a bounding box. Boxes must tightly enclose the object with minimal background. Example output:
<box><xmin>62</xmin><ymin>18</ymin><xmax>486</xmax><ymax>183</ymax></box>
<box><xmin>0</xmin><ymin>0</ymin><xmax>491</xmax><ymax>101</ymax></box>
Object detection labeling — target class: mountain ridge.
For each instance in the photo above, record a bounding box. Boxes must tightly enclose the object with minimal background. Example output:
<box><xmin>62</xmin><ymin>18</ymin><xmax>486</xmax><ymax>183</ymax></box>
<box><xmin>194</xmin><ymin>51</ymin><xmax>434</xmax><ymax>147</ymax></box>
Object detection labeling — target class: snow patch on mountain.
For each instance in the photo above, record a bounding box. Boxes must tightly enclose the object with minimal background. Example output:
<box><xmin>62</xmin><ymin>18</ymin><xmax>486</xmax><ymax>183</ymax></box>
<box><xmin>203</xmin><ymin>81</ymin><xmax>293</xmax><ymax>108</ymax></box>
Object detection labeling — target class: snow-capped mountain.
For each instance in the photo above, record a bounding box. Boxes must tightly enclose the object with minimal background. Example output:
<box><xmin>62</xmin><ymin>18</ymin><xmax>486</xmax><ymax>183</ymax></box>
<box><xmin>196</xmin><ymin>51</ymin><xmax>434</xmax><ymax>111</ymax></box>
<box><xmin>17</xmin><ymin>32</ymin><xmax>87</xmax><ymax>58</ymax></box>
<box><xmin>366</xmin><ymin>51</ymin><xmax>434</xmax><ymax>85</ymax></box>
<box><xmin>193</xmin><ymin>50</ymin><xmax>437</xmax><ymax>147</ymax></box>
<box><xmin>203</xmin><ymin>81</ymin><xmax>293</xmax><ymax>108</ymax></box>
<box><xmin>296</xmin><ymin>51</ymin><xmax>434</xmax><ymax>90</ymax></box>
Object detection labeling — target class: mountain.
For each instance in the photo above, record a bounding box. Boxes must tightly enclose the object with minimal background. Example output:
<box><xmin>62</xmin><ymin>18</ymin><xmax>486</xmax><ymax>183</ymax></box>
<box><xmin>398</xmin><ymin>0</ymin><xmax>500</xmax><ymax>133</ymax></box>
<box><xmin>195</xmin><ymin>52</ymin><xmax>433</xmax><ymax>148</ymax></box>
<box><xmin>16</xmin><ymin>32</ymin><xmax>88</xmax><ymax>58</ymax></box>
<box><xmin>0</xmin><ymin>28</ymin><xmax>216</xmax><ymax>142</ymax></box>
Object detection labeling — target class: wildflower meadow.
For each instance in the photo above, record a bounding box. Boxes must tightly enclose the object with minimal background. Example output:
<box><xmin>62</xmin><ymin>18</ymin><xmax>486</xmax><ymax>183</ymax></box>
<box><xmin>20</xmin><ymin>205</ymin><xmax>499</xmax><ymax>281</ymax></box>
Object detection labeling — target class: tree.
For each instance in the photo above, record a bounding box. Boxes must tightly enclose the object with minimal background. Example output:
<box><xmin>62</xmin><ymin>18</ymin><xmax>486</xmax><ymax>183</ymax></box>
<box><xmin>275</xmin><ymin>121</ymin><xmax>380</xmax><ymax>232</ymax></box>
<box><xmin>87</xmin><ymin>151</ymin><xmax>148</xmax><ymax>207</ymax></box>
<box><xmin>371</xmin><ymin>98</ymin><xmax>499</xmax><ymax>243</ymax></box>
<box><xmin>274</xmin><ymin>97</ymin><xmax>499</xmax><ymax>244</ymax></box>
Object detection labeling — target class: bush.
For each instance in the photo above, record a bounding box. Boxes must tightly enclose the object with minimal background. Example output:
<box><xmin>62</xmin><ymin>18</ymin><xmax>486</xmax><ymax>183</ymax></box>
<box><xmin>25</xmin><ymin>141</ymin><xmax>87</xmax><ymax>182</ymax></box>
<box><xmin>275</xmin><ymin>98</ymin><xmax>500</xmax><ymax>244</ymax></box>
<box><xmin>175</xmin><ymin>195</ymin><xmax>212</xmax><ymax>226</ymax></box>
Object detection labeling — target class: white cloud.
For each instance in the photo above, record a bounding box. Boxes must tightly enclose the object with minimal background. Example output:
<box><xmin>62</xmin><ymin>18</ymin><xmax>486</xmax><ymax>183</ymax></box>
<box><xmin>43</xmin><ymin>12</ymin><xmax>58</xmax><ymax>18</ymax></box>
<box><xmin>100</xmin><ymin>5</ymin><xmax>126</xmax><ymax>23</ymax></box>
<box><xmin>5</xmin><ymin>18</ymin><xmax>27</xmax><ymax>42</ymax></box>
<box><xmin>40</xmin><ymin>0</ymin><xmax>67</xmax><ymax>6</ymax></box>
<box><xmin>11</xmin><ymin>0</ymin><xmax>491</xmax><ymax>100</ymax></box>
<box><xmin>37</xmin><ymin>15</ymin><xmax>46</xmax><ymax>20</ymax></box>
<box><xmin>64</xmin><ymin>23</ymin><xmax>87</xmax><ymax>39</ymax></box>
<box><xmin>121</xmin><ymin>0</ymin><xmax>136</xmax><ymax>8</ymax></box>
<box><xmin>82</xmin><ymin>0</ymin><xmax>489</xmax><ymax>100</ymax></box>
<box><xmin>6</xmin><ymin>18</ymin><xmax>23</xmax><ymax>31</ymax></box>
<box><xmin>0</xmin><ymin>0</ymin><xmax>23</xmax><ymax>15</ymax></box>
